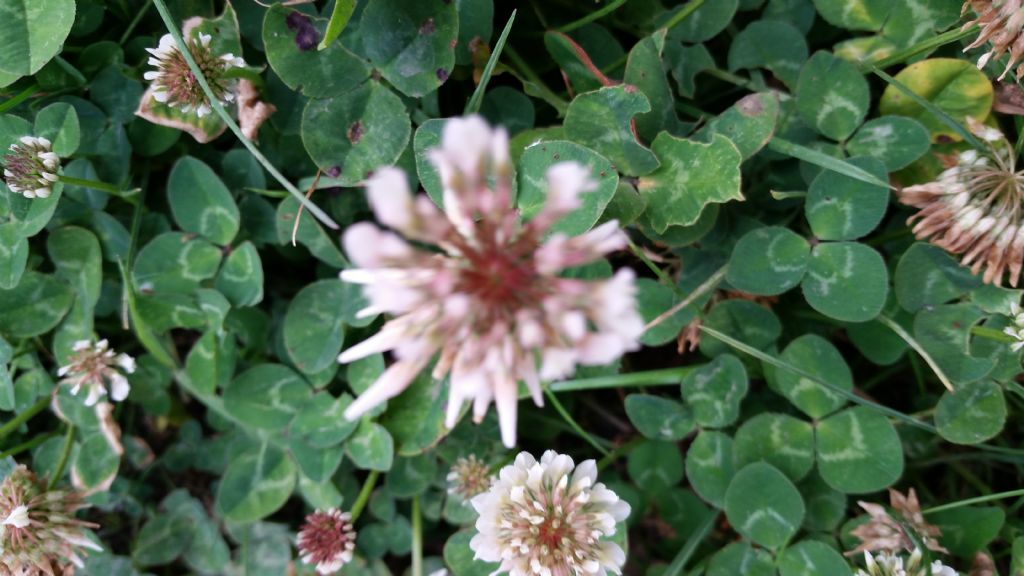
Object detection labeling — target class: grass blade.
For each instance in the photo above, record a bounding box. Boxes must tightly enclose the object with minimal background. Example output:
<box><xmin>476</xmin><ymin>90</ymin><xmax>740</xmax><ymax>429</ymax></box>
<box><xmin>870</xmin><ymin>66</ymin><xmax>985</xmax><ymax>151</ymax></box>
<box><xmin>151</xmin><ymin>0</ymin><xmax>340</xmax><ymax>230</ymax></box>
<box><xmin>465</xmin><ymin>10</ymin><xmax>516</xmax><ymax>114</ymax></box>
<box><xmin>768</xmin><ymin>137</ymin><xmax>892</xmax><ymax>189</ymax></box>
<box><xmin>863</xmin><ymin>25</ymin><xmax>978</xmax><ymax>71</ymax></box>
<box><xmin>319</xmin><ymin>0</ymin><xmax>357</xmax><ymax>51</ymax></box>
<box><xmin>877</xmin><ymin>315</ymin><xmax>955</xmax><ymax>392</ymax></box>
<box><xmin>663</xmin><ymin>511</ymin><xmax>718</xmax><ymax>576</ymax></box>
<box><xmin>699</xmin><ymin>325</ymin><xmax>937</xmax><ymax>432</ymax></box>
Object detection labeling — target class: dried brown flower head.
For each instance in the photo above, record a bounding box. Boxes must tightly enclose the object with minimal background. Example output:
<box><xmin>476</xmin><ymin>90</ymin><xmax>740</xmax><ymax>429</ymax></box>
<box><xmin>963</xmin><ymin>0</ymin><xmax>1024</xmax><ymax>80</ymax></box>
<box><xmin>0</xmin><ymin>465</ymin><xmax>101</xmax><ymax>574</ymax></box>
<box><xmin>898</xmin><ymin>119</ymin><xmax>1024</xmax><ymax>286</ymax></box>
<box><xmin>850</xmin><ymin>488</ymin><xmax>948</xmax><ymax>556</ymax></box>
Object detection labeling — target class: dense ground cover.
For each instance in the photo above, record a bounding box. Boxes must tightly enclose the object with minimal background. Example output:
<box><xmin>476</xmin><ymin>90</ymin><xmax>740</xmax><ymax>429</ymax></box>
<box><xmin>1</xmin><ymin>0</ymin><xmax>1024</xmax><ymax>574</ymax></box>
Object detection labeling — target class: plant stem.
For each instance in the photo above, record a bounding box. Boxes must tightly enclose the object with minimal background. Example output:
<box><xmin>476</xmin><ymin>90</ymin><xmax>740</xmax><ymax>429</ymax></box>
<box><xmin>48</xmin><ymin>424</ymin><xmax>76</xmax><ymax>490</ymax></box>
<box><xmin>628</xmin><ymin>239</ymin><xmax>683</xmax><ymax>296</ymax></box>
<box><xmin>645</xmin><ymin>264</ymin><xmax>728</xmax><ymax>332</ymax></box>
<box><xmin>349</xmin><ymin>470</ymin><xmax>380</xmax><ymax>522</ymax></box>
<box><xmin>877</xmin><ymin>315</ymin><xmax>955</xmax><ymax>393</ymax></box>
<box><xmin>150</xmin><ymin>0</ymin><xmax>339</xmax><ymax>230</ymax></box>
<box><xmin>411</xmin><ymin>496</ymin><xmax>423</xmax><ymax>576</ymax></box>
<box><xmin>662</xmin><ymin>0</ymin><xmax>707</xmax><ymax>31</ymax></box>
<box><xmin>549</xmin><ymin>366</ymin><xmax>698</xmax><ymax>392</ymax></box>
<box><xmin>0</xmin><ymin>84</ymin><xmax>38</xmax><ymax>114</ymax></box>
<box><xmin>971</xmin><ymin>325</ymin><xmax>1017</xmax><ymax>344</ymax></box>
<box><xmin>0</xmin><ymin>431</ymin><xmax>58</xmax><ymax>459</ymax></box>
<box><xmin>663</xmin><ymin>511</ymin><xmax>718</xmax><ymax>576</ymax></box>
<box><xmin>922</xmin><ymin>488</ymin><xmax>1024</xmax><ymax>515</ymax></box>
<box><xmin>59</xmin><ymin>175</ymin><xmax>139</xmax><ymax>203</ymax></box>
<box><xmin>544</xmin><ymin>388</ymin><xmax>611</xmax><ymax>455</ymax></box>
<box><xmin>119</xmin><ymin>0</ymin><xmax>154</xmax><ymax>45</ymax></box>
<box><xmin>597</xmin><ymin>437</ymin><xmax>642</xmax><ymax>471</ymax></box>
<box><xmin>705</xmin><ymin>68</ymin><xmax>755</xmax><ymax>90</ymax></box>
<box><xmin>0</xmin><ymin>396</ymin><xmax>51</xmax><ymax>440</ymax></box>
<box><xmin>559</xmin><ymin>0</ymin><xmax>629</xmax><ymax>33</ymax></box>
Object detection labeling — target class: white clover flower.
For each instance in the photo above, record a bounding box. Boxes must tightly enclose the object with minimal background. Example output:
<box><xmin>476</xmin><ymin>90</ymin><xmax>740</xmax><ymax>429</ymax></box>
<box><xmin>1003</xmin><ymin>301</ymin><xmax>1024</xmax><ymax>351</ymax></box>
<box><xmin>58</xmin><ymin>339</ymin><xmax>136</xmax><ymax>407</ymax></box>
<box><xmin>469</xmin><ymin>450</ymin><xmax>630</xmax><ymax>576</ymax></box>
<box><xmin>855</xmin><ymin>549</ymin><xmax>958</xmax><ymax>576</ymax></box>
<box><xmin>337</xmin><ymin>116</ymin><xmax>643</xmax><ymax>447</ymax></box>
<box><xmin>2</xmin><ymin>136</ymin><xmax>60</xmax><ymax>198</ymax></box>
<box><xmin>0</xmin><ymin>465</ymin><xmax>101</xmax><ymax>574</ymax></box>
<box><xmin>297</xmin><ymin>508</ymin><xmax>357</xmax><ymax>575</ymax></box>
<box><xmin>144</xmin><ymin>32</ymin><xmax>245</xmax><ymax>117</ymax></box>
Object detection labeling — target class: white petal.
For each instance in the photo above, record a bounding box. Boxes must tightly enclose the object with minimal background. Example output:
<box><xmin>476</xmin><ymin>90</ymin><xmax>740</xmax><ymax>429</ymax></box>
<box><xmin>343</xmin><ymin>358</ymin><xmax>428</xmax><ymax>420</ymax></box>
<box><xmin>494</xmin><ymin>375</ymin><xmax>519</xmax><ymax>448</ymax></box>
<box><xmin>116</xmin><ymin>353</ymin><xmax>137</xmax><ymax>374</ymax></box>
<box><xmin>366</xmin><ymin>167</ymin><xmax>416</xmax><ymax>232</ymax></box>
<box><xmin>109</xmin><ymin>373</ymin><xmax>131</xmax><ymax>402</ymax></box>
<box><xmin>2</xmin><ymin>505</ymin><xmax>30</xmax><ymax>528</ymax></box>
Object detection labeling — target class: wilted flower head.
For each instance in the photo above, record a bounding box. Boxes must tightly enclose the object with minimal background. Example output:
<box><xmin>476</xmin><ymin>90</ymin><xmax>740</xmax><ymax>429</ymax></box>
<box><xmin>2</xmin><ymin>136</ymin><xmax>60</xmax><ymax>199</ymax></box>
<box><xmin>469</xmin><ymin>450</ymin><xmax>630</xmax><ymax>576</ymax></box>
<box><xmin>850</xmin><ymin>488</ymin><xmax>947</xmax><ymax>556</ymax></box>
<box><xmin>962</xmin><ymin>0</ymin><xmax>1024</xmax><ymax>80</ymax></box>
<box><xmin>447</xmin><ymin>455</ymin><xmax>493</xmax><ymax>500</ymax></box>
<box><xmin>898</xmin><ymin>119</ymin><xmax>1024</xmax><ymax>286</ymax></box>
<box><xmin>1002</xmin><ymin>300</ymin><xmax>1024</xmax><ymax>350</ymax></box>
<box><xmin>144</xmin><ymin>32</ymin><xmax>245</xmax><ymax>117</ymax></box>
<box><xmin>297</xmin><ymin>508</ymin><xmax>357</xmax><ymax>575</ymax></box>
<box><xmin>855</xmin><ymin>549</ymin><xmax>957</xmax><ymax>576</ymax></box>
<box><xmin>0</xmin><ymin>465</ymin><xmax>101</xmax><ymax>574</ymax></box>
<box><xmin>337</xmin><ymin>116</ymin><xmax>643</xmax><ymax>447</ymax></box>
<box><xmin>58</xmin><ymin>339</ymin><xmax>136</xmax><ymax>407</ymax></box>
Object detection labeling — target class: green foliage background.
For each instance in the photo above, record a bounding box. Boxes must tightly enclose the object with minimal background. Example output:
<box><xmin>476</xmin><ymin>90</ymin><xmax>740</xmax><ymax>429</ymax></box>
<box><xmin>0</xmin><ymin>0</ymin><xmax>1023</xmax><ymax>574</ymax></box>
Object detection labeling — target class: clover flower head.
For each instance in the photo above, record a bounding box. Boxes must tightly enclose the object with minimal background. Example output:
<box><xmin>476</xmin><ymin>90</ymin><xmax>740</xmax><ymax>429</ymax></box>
<box><xmin>447</xmin><ymin>455</ymin><xmax>494</xmax><ymax>500</ymax></box>
<box><xmin>2</xmin><ymin>136</ymin><xmax>60</xmax><ymax>199</ymax></box>
<box><xmin>144</xmin><ymin>32</ymin><xmax>245</xmax><ymax>117</ymax></box>
<box><xmin>0</xmin><ymin>465</ymin><xmax>101</xmax><ymax>574</ymax></box>
<box><xmin>297</xmin><ymin>508</ymin><xmax>357</xmax><ymax>575</ymax></box>
<box><xmin>58</xmin><ymin>339</ymin><xmax>136</xmax><ymax>407</ymax></box>
<box><xmin>898</xmin><ymin>119</ymin><xmax>1024</xmax><ymax>286</ymax></box>
<box><xmin>337</xmin><ymin>115</ymin><xmax>643</xmax><ymax>447</ymax></box>
<box><xmin>1002</xmin><ymin>300</ymin><xmax>1024</xmax><ymax>351</ymax></box>
<box><xmin>469</xmin><ymin>450</ymin><xmax>630</xmax><ymax>576</ymax></box>
<box><xmin>962</xmin><ymin>0</ymin><xmax>1024</xmax><ymax>80</ymax></box>
<box><xmin>850</xmin><ymin>488</ymin><xmax>947</xmax><ymax>556</ymax></box>
<box><xmin>855</xmin><ymin>549</ymin><xmax>958</xmax><ymax>576</ymax></box>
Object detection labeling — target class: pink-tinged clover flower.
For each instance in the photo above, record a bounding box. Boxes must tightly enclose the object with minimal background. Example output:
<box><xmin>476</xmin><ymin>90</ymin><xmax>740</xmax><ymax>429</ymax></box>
<box><xmin>962</xmin><ymin>0</ymin><xmax>1024</xmax><ymax>80</ymax></box>
<box><xmin>898</xmin><ymin>119</ymin><xmax>1024</xmax><ymax>287</ymax></box>
<box><xmin>337</xmin><ymin>116</ymin><xmax>643</xmax><ymax>447</ymax></box>
<box><xmin>297</xmin><ymin>508</ymin><xmax>357</xmax><ymax>575</ymax></box>
<box><xmin>469</xmin><ymin>450</ymin><xmax>631</xmax><ymax>576</ymax></box>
